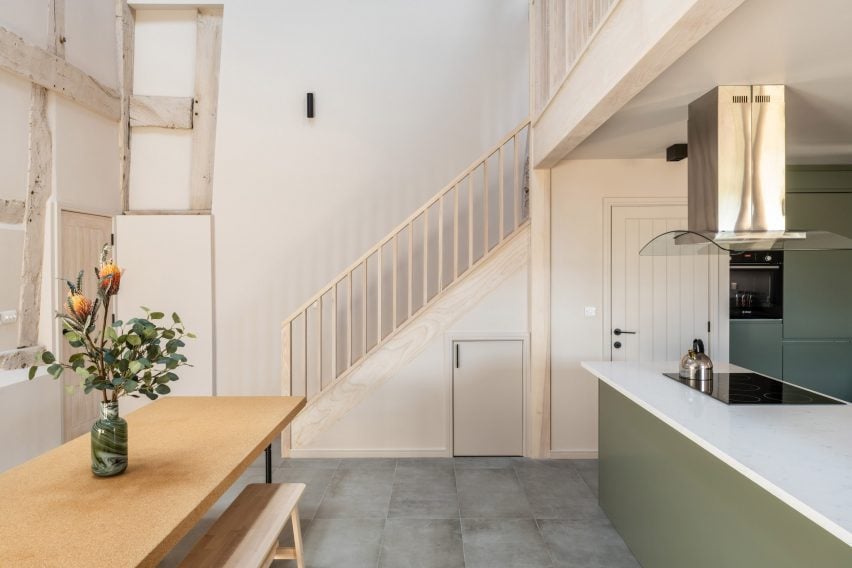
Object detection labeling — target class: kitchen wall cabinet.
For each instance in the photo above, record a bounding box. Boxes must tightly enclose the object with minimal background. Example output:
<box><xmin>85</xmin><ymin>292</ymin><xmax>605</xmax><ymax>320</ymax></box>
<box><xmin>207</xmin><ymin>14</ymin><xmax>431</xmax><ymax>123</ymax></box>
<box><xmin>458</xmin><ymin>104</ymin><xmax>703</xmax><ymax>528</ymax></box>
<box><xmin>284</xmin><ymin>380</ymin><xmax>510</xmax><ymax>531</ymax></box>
<box><xmin>729</xmin><ymin>320</ymin><xmax>782</xmax><ymax>379</ymax></box>
<box><xmin>783</xmin><ymin>166</ymin><xmax>852</xmax><ymax>401</ymax></box>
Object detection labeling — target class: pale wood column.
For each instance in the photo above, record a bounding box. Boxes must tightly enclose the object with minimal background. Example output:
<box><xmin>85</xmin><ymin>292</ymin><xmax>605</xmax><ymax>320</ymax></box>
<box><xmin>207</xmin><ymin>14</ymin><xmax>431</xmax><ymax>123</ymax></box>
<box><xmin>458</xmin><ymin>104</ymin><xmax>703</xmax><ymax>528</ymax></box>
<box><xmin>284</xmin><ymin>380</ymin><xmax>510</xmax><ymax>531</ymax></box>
<box><xmin>527</xmin><ymin>168</ymin><xmax>551</xmax><ymax>458</ymax></box>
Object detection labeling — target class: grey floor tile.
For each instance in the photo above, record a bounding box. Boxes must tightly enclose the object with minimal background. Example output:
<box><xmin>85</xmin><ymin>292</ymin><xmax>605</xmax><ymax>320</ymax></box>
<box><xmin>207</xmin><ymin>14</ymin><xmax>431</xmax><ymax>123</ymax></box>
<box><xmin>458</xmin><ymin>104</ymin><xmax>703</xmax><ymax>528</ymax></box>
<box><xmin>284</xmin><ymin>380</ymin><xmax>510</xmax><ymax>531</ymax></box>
<box><xmin>293</xmin><ymin>518</ymin><xmax>385</xmax><ymax>568</ymax></box>
<box><xmin>313</xmin><ymin>467</ymin><xmax>395</xmax><ymax>519</ymax></box>
<box><xmin>276</xmin><ymin>467</ymin><xmax>337</xmax><ymax>520</ymax></box>
<box><xmin>389</xmin><ymin>465</ymin><xmax>459</xmax><ymax>519</ymax></box>
<box><xmin>248</xmin><ymin>437</ymin><xmax>284</xmax><ymax>469</ymax></box>
<box><xmin>379</xmin><ymin>518</ymin><xmax>465</xmax><ymax>568</ymax></box>
<box><xmin>515</xmin><ymin>462</ymin><xmax>606</xmax><ymax>521</ymax></box>
<box><xmin>538</xmin><ymin>518</ymin><xmax>639</xmax><ymax>568</ymax></box>
<box><xmin>397</xmin><ymin>457</ymin><xmax>455</xmax><ymax>469</ymax></box>
<box><xmin>336</xmin><ymin>457</ymin><xmax>397</xmax><ymax>470</ymax></box>
<box><xmin>456</xmin><ymin>468</ymin><xmax>533</xmax><ymax>518</ymax></box>
<box><xmin>573</xmin><ymin>459</ymin><xmax>600</xmax><ymax>498</ymax></box>
<box><xmin>280</xmin><ymin>458</ymin><xmax>341</xmax><ymax>470</ymax></box>
<box><xmin>461</xmin><ymin>518</ymin><xmax>553</xmax><ymax>568</ymax></box>
<box><xmin>158</xmin><ymin>515</ymin><xmax>217</xmax><ymax>567</ymax></box>
<box><xmin>277</xmin><ymin>517</ymin><xmax>312</xmax><ymax>549</ymax></box>
<box><xmin>453</xmin><ymin>456</ymin><xmax>520</xmax><ymax>469</ymax></box>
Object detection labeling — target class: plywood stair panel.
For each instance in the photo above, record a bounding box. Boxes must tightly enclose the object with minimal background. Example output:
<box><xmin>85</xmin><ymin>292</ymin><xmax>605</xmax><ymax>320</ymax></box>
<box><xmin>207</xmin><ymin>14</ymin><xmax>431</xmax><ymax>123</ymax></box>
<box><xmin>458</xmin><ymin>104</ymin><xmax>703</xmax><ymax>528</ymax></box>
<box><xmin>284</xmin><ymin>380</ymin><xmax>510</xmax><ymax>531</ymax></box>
<box><xmin>291</xmin><ymin>224</ymin><xmax>529</xmax><ymax>448</ymax></box>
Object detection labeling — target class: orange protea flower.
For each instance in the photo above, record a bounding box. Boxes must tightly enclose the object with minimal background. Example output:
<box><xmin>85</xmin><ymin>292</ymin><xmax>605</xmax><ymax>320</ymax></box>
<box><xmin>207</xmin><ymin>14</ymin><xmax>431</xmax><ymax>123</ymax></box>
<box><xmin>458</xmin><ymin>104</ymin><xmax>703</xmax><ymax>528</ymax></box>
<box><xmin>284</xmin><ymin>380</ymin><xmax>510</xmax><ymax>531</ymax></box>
<box><xmin>66</xmin><ymin>292</ymin><xmax>93</xmax><ymax>322</ymax></box>
<box><xmin>98</xmin><ymin>262</ymin><xmax>122</xmax><ymax>296</ymax></box>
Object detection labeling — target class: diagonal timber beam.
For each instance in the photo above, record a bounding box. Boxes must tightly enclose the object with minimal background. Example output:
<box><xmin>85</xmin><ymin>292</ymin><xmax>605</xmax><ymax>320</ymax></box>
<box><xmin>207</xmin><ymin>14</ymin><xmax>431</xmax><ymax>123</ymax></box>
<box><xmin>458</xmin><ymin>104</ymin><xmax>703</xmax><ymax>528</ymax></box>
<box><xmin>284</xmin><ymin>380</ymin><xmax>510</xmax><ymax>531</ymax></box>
<box><xmin>0</xmin><ymin>26</ymin><xmax>120</xmax><ymax>121</ymax></box>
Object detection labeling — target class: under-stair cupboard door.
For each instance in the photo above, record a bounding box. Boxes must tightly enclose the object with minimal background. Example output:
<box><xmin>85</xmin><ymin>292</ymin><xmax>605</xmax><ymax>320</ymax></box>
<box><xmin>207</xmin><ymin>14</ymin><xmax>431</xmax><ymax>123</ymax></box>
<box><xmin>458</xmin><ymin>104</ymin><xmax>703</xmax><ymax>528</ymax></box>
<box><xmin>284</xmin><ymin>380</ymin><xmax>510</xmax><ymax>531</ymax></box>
<box><xmin>60</xmin><ymin>211</ymin><xmax>114</xmax><ymax>441</ymax></box>
<box><xmin>453</xmin><ymin>339</ymin><xmax>523</xmax><ymax>456</ymax></box>
<box><xmin>114</xmin><ymin>215</ymin><xmax>214</xmax><ymax>414</ymax></box>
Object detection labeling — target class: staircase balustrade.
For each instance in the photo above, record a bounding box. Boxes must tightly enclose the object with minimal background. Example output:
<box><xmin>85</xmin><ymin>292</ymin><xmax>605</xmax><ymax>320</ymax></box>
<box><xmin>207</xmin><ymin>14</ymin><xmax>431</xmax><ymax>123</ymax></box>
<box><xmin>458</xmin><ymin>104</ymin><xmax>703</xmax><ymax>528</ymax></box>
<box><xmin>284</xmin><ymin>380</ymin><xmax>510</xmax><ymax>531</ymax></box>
<box><xmin>281</xmin><ymin>120</ymin><xmax>530</xmax><ymax>409</ymax></box>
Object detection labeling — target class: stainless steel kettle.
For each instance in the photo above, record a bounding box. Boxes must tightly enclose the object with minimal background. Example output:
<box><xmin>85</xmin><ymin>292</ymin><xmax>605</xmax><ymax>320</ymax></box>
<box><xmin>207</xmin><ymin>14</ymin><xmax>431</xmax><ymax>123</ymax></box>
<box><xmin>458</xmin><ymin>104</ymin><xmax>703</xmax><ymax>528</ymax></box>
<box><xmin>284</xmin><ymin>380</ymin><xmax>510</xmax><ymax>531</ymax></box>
<box><xmin>679</xmin><ymin>339</ymin><xmax>713</xmax><ymax>382</ymax></box>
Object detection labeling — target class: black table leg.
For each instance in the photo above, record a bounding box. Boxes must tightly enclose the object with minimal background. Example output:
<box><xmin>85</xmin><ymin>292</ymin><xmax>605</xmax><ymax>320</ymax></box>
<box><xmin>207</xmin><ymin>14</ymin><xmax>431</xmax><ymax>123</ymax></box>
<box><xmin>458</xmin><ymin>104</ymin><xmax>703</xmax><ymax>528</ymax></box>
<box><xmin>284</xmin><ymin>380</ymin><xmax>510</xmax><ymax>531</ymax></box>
<box><xmin>265</xmin><ymin>444</ymin><xmax>272</xmax><ymax>483</ymax></box>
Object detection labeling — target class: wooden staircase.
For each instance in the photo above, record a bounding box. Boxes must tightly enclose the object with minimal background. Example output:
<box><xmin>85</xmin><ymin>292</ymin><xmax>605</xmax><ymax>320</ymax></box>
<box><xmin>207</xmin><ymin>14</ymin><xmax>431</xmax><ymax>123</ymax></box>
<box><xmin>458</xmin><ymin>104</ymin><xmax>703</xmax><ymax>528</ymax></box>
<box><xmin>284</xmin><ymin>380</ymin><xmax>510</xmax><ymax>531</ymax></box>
<box><xmin>281</xmin><ymin>120</ymin><xmax>531</xmax><ymax>452</ymax></box>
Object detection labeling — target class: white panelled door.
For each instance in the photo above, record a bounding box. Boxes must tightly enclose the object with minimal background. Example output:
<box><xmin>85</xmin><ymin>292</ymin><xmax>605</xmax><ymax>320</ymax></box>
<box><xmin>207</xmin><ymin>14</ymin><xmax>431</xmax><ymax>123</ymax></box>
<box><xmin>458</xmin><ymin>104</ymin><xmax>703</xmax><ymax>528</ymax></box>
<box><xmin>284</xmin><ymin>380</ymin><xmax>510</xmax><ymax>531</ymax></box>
<box><xmin>60</xmin><ymin>210</ymin><xmax>114</xmax><ymax>441</ymax></box>
<box><xmin>610</xmin><ymin>205</ymin><xmax>713</xmax><ymax>362</ymax></box>
<box><xmin>453</xmin><ymin>340</ymin><xmax>523</xmax><ymax>456</ymax></box>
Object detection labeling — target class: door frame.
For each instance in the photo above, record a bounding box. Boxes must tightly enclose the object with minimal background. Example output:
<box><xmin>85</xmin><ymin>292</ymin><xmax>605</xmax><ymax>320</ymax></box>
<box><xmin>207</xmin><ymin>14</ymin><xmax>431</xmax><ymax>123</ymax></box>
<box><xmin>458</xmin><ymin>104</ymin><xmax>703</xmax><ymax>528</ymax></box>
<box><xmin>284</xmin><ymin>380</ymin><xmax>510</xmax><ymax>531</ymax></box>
<box><xmin>444</xmin><ymin>331</ymin><xmax>530</xmax><ymax>457</ymax></box>
<box><xmin>56</xmin><ymin>206</ymin><xmax>115</xmax><ymax>441</ymax></box>
<box><xmin>602</xmin><ymin>197</ymin><xmax>688</xmax><ymax>361</ymax></box>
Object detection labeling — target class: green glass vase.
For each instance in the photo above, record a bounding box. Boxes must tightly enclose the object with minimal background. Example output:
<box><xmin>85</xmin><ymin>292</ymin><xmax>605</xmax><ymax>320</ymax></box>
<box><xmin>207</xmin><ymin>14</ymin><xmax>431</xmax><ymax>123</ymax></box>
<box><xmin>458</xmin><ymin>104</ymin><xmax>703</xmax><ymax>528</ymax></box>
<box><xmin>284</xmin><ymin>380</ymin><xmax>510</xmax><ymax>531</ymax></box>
<box><xmin>91</xmin><ymin>401</ymin><xmax>128</xmax><ymax>477</ymax></box>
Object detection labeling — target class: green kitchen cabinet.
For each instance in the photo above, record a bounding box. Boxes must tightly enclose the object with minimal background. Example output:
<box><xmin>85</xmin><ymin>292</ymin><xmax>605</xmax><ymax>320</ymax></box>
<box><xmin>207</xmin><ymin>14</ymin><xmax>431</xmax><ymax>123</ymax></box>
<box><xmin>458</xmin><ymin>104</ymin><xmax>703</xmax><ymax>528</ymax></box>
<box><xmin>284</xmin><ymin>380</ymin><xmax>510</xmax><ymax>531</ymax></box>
<box><xmin>783</xmin><ymin>341</ymin><xmax>852</xmax><ymax>402</ymax></box>
<box><xmin>781</xmin><ymin>168</ymin><xmax>852</xmax><ymax>401</ymax></box>
<box><xmin>784</xmin><ymin>192</ymin><xmax>852</xmax><ymax>339</ymax></box>
<box><xmin>729</xmin><ymin>320</ymin><xmax>783</xmax><ymax>378</ymax></box>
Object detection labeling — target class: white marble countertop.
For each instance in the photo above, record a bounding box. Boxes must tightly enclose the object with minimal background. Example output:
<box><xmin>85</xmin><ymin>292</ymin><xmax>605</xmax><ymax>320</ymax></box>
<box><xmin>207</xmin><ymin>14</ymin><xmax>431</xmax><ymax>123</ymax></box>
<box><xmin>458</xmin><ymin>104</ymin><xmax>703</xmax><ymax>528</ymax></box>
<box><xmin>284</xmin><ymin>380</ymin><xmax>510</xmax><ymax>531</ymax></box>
<box><xmin>582</xmin><ymin>360</ymin><xmax>852</xmax><ymax>547</ymax></box>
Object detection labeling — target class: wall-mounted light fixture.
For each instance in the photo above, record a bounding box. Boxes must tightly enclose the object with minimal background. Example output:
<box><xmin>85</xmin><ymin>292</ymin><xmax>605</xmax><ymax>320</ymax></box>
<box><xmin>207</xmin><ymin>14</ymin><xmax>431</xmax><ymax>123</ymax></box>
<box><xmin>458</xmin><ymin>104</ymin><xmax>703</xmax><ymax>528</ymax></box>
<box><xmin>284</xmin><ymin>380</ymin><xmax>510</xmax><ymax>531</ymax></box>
<box><xmin>307</xmin><ymin>92</ymin><xmax>314</xmax><ymax>118</ymax></box>
<box><xmin>666</xmin><ymin>143</ymin><xmax>687</xmax><ymax>161</ymax></box>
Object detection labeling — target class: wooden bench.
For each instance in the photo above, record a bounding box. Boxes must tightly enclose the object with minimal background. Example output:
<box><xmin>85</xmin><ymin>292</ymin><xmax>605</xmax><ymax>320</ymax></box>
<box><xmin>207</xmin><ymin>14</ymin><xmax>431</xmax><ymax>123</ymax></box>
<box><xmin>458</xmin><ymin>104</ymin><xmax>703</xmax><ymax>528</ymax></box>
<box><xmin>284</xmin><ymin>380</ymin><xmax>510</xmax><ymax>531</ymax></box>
<box><xmin>180</xmin><ymin>483</ymin><xmax>306</xmax><ymax>568</ymax></box>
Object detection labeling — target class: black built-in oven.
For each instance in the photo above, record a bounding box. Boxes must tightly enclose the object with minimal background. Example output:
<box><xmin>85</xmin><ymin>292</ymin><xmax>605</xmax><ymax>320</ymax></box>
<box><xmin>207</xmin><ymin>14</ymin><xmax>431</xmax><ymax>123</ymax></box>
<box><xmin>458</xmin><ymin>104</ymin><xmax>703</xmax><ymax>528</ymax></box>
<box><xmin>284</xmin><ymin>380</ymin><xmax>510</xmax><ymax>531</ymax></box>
<box><xmin>729</xmin><ymin>251</ymin><xmax>783</xmax><ymax>319</ymax></box>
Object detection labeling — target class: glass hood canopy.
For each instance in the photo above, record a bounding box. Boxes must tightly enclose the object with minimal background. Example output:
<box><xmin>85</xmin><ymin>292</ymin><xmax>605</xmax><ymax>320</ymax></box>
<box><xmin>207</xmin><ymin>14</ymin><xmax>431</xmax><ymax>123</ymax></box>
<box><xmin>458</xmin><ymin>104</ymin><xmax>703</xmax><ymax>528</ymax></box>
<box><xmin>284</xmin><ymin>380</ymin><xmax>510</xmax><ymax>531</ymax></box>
<box><xmin>639</xmin><ymin>230</ymin><xmax>852</xmax><ymax>256</ymax></box>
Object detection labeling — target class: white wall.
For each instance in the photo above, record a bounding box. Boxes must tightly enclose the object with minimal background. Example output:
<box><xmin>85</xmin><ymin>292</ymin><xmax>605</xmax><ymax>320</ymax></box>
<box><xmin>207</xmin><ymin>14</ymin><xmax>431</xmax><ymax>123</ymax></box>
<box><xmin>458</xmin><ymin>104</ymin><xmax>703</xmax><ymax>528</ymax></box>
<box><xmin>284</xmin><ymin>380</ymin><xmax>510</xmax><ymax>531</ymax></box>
<box><xmin>297</xmin><ymin>264</ymin><xmax>528</xmax><ymax>456</ymax></box>
<box><xmin>129</xmin><ymin>9</ymin><xmax>196</xmax><ymax>211</ymax></box>
<box><xmin>115</xmin><ymin>215</ymin><xmax>215</xmax><ymax>416</ymax></box>
<box><xmin>550</xmin><ymin>159</ymin><xmax>687</xmax><ymax>454</ymax></box>
<box><xmin>209</xmin><ymin>0</ymin><xmax>530</xmax><ymax>396</ymax></box>
<box><xmin>64</xmin><ymin>0</ymin><xmax>118</xmax><ymax>89</ymax></box>
<box><xmin>0</xmin><ymin>0</ymin><xmax>120</xmax><ymax>471</ymax></box>
<box><xmin>0</xmin><ymin>370</ymin><xmax>61</xmax><ymax>472</ymax></box>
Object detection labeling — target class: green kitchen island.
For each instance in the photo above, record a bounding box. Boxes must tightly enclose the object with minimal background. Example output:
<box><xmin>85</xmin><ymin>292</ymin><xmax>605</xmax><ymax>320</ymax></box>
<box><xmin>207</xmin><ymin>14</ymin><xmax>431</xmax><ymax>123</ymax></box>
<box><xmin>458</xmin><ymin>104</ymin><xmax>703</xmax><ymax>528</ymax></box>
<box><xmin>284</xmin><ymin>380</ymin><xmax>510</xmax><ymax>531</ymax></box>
<box><xmin>582</xmin><ymin>361</ymin><xmax>852</xmax><ymax>568</ymax></box>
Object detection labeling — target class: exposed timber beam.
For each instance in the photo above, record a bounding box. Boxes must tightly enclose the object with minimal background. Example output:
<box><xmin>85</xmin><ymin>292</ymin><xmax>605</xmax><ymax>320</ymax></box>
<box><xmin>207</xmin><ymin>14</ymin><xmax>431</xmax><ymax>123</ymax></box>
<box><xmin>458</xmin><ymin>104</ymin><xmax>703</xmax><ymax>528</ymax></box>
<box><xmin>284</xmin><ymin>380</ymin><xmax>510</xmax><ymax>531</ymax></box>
<box><xmin>0</xmin><ymin>346</ymin><xmax>40</xmax><ymax>370</ymax></box>
<box><xmin>48</xmin><ymin>0</ymin><xmax>66</xmax><ymax>58</ymax></box>
<box><xmin>116</xmin><ymin>0</ymin><xmax>134</xmax><ymax>211</ymax></box>
<box><xmin>532</xmin><ymin>0</ymin><xmax>745</xmax><ymax>168</ymax></box>
<box><xmin>189</xmin><ymin>8</ymin><xmax>223</xmax><ymax>210</ymax></box>
<box><xmin>0</xmin><ymin>26</ymin><xmax>120</xmax><ymax>121</ymax></box>
<box><xmin>130</xmin><ymin>95</ymin><xmax>193</xmax><ymax>129</ymax></box>
<box><xmin>0</xmin><ymin>199</ymin><xmax>25</xmax><ymax>224</ymax></box>
<box><xmin>17</xmin><ymin>85</ymin><xmax>51</xmax><ymax>348</ymax></box>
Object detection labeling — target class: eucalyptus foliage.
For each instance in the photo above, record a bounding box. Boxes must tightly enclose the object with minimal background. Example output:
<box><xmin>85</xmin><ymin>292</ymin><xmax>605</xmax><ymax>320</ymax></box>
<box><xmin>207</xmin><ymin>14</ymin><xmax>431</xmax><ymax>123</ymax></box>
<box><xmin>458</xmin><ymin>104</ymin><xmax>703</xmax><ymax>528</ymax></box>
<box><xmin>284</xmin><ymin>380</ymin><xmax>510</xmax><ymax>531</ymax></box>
<box><xmin>28</xmin><ymin>245</ymin><xmax>194</xmax><ymax>403</ymax></box>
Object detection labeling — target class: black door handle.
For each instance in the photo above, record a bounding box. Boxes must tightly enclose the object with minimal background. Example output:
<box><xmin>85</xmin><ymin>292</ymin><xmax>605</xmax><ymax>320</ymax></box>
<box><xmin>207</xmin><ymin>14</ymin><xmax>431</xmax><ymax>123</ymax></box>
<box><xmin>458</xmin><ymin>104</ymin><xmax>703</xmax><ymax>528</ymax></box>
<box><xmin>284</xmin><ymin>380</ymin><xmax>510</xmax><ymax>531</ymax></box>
<box><xmin>613</xmin><ymin>328</ymin><xmax>636</xmax><ymax>336</ymax></box>
<box><xmin>455</xmin><ymin>343</ymin><xmax>460</xmax><ymax>368</ymax></box>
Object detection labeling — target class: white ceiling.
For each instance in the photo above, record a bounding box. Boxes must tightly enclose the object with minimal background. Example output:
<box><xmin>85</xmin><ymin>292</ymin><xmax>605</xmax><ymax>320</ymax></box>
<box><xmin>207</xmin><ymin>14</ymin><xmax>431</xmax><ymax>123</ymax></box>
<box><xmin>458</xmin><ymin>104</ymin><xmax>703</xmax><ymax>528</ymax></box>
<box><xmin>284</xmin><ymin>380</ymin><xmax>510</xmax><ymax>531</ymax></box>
<box><xmin>568</xmin><ymin>0</ymin><xmax>852</xmax><ymax>163</ymax></box>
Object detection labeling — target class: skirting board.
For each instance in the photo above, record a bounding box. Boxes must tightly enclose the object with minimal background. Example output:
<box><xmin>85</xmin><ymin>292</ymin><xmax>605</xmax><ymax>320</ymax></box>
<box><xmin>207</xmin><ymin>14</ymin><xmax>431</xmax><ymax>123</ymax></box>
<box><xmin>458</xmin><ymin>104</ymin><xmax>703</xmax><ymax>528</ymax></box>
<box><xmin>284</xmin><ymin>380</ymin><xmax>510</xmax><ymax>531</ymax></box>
<box><xmin>288</xmin><ymin>448</ymin><xmax>451</xmax><ymax>459</ymax></box>
<box><xmin>549</xmin><ymin>450</ymin><xmax>599</xmax><ymax>459</ymax></box>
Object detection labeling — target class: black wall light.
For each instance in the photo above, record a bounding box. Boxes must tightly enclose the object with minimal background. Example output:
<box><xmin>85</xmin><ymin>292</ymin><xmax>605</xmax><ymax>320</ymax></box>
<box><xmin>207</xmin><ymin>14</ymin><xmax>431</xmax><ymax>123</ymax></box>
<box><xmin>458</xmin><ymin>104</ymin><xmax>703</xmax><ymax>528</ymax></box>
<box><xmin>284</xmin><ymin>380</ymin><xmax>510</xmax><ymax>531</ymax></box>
<box><xmin>666</xmin><ymin>143</ymin><xmax>687</xmax><ymax>162</ymax></box>
<box><xmin>307</xmin><ymin>92</ymin><xmax>315</xmax><ymax>118</ymax></box>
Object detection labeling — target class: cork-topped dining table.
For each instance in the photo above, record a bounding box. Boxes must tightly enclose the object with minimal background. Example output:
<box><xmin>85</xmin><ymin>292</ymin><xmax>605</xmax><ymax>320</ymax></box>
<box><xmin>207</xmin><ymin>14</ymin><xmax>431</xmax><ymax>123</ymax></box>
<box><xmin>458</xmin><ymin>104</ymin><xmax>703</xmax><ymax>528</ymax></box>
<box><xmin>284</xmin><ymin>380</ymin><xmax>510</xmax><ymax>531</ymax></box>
<box><xmin>0</xmin><ymin>396</ymin><xmax>306</xmax><ymax>567</ymax></box>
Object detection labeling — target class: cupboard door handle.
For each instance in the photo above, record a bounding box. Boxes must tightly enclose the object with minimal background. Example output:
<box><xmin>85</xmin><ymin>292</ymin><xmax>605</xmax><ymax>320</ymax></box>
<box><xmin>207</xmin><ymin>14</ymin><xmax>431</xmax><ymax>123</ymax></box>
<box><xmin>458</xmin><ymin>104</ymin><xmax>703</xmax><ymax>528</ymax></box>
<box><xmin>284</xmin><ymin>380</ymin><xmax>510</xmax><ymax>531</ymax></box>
<box><xmin>455</xmin><ymin>344</ymin><xmax>460</xmax><ymax>368</ymax></box>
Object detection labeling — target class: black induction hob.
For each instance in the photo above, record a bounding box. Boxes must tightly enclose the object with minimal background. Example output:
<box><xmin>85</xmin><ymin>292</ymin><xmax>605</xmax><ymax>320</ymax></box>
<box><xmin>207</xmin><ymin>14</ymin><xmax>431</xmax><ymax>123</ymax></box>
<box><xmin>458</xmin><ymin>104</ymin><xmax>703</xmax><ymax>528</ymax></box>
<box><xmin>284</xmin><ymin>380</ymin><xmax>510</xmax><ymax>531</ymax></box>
<box><xmin>662</xmin><ymin>372</ymin><xmax>845</xmax><ymax>405</ymax></box>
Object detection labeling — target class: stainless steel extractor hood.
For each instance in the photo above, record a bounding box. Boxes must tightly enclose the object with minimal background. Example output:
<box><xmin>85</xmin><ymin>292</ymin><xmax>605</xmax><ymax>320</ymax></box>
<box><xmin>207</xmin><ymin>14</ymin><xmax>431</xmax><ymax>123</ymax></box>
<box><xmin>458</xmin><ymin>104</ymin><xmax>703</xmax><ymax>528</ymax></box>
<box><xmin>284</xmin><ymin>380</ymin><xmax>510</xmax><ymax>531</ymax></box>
<box><xmin>640</xmin><ymin>85</ymin><xmax>852</xmax><ymax>255</ymax></box>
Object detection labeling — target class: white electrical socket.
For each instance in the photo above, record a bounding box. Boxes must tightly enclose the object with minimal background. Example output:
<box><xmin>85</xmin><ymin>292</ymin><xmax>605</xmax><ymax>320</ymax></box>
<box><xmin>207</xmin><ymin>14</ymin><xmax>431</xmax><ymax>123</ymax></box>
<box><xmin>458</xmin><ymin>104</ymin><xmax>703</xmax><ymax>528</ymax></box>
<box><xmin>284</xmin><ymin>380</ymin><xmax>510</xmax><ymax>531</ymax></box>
<box><xmin>0</xmin><ymin>310</ymin><xmax>18</xmax><ymax>325</ymax></box>
<box><xmin>584</xmin><ymin>306</ymin><xmax>597</xmax><ymax>317</ymax></box>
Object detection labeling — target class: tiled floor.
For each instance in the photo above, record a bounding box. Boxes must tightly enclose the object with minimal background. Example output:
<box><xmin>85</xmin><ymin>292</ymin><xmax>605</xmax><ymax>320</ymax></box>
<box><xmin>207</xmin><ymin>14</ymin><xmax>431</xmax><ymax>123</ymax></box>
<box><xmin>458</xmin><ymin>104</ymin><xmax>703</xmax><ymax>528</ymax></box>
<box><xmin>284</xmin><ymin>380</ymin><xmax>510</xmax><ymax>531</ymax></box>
<box><xmin>160</xmin><ymin>457</ymin><xmax>639</xmax><ymax>568</ymax></box>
